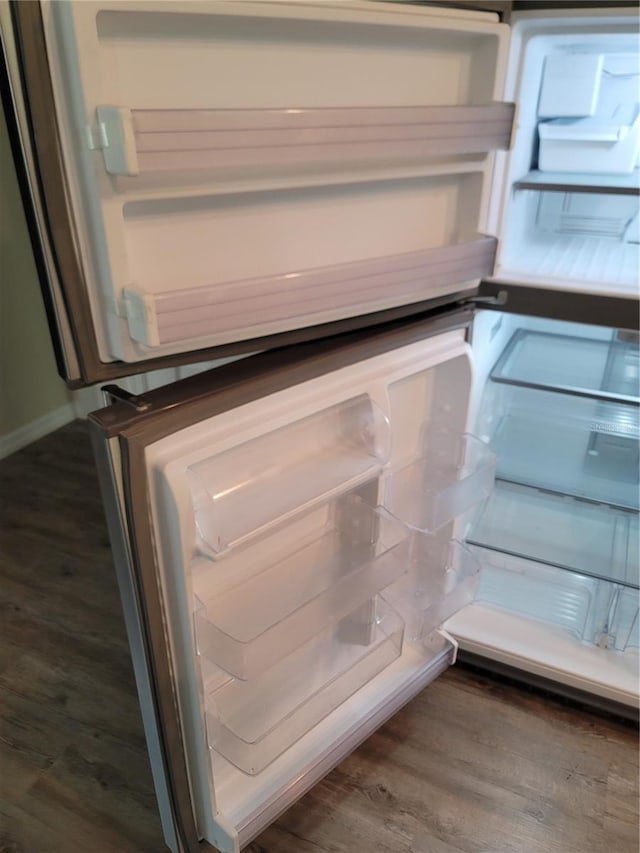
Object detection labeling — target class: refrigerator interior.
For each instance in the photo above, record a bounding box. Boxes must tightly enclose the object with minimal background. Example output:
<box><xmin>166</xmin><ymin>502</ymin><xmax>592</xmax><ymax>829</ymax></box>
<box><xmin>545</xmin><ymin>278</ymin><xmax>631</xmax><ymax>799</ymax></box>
<box><xmin>37</xmin><ymin>0</ymin><xmax>509</xmax><ymax>367</ymax></box>
<box><xmin>492</xmin><ymin>14</ymin><xmax>640</xmax><ymax>296</ymax></box>
<box><xmin>138</xmin><ymin>328</ymin><xmax>498</xmax><ymax>851</ymax></box>
<box><xmin>448</xmin><ymin>309</ymin><xmax>639</xmax><ymax>708</ymax></box>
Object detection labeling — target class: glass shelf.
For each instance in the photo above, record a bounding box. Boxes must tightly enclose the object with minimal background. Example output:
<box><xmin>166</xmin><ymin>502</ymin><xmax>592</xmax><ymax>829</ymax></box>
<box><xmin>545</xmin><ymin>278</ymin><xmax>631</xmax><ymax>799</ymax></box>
<box><xmin>205</xmin><ymin>596</ymin><xmax>404</xmax><ymax>775</ymax></box>
<box><xmin>468</xmin><ymin>481</ymin><xmax>639</xmax><ymax>590</ymax></box>
<box><xmin>490</xmin><ymin>390</ymin><xmax>639</xmax><ymax>510</ymax></box>
<box><xmin>193</xmin><ymin>497</ymin><xmax>408</xmax><ymax>680</ymax></box>
<box><xmin>514</xmin><ymin>169</ymin><xmax>640</xmax><ymax>197</ymax></box>
<box><xmin>491</xmin><ymin>329</ymin><xmax>640</xmax><ymax>403</ymax></box>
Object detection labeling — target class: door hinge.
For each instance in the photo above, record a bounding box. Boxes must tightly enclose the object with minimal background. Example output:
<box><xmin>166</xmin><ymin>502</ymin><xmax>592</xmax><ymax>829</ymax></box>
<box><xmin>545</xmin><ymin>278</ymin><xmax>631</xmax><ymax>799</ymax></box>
<box><xmin>461</xmin><ymin>290</ymin><xmax>508</xmax><ymax>309</ymax></box>
<box><xmin>101</xmin><ymin>384</ymin><xmax>152</xmax><ymax>413</ymax></box>
<box><xmin>436</xmin><ymin>629</ymin><xmax>460</xmax><ymax>665</ymax></box>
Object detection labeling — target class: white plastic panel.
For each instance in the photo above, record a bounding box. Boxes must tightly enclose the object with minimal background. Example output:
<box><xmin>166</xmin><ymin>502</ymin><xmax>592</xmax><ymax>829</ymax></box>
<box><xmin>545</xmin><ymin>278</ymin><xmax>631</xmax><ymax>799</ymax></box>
<box><xmin>41</xmin><ymin>1</ymin><xmax>510</xmax><ymax>364</ymax></box>
<box><xmin>446</xmin><ymin>602</ymin><xmax>639</xmax><ymax>708</ymax></box>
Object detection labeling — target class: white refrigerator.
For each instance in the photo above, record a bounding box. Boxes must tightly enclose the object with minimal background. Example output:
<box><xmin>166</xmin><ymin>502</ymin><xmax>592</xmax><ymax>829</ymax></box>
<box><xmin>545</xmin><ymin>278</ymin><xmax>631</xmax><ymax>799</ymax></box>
<box><xmin>1</xmin><ymin>2</ymin><xmax>638</xmax><ymax>851</ymax></box>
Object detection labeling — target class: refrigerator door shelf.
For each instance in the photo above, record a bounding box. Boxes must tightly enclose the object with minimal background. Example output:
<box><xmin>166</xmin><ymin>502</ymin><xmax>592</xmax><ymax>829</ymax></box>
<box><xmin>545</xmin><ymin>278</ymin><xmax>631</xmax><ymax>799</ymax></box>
<box><xmin>193</xmin><ymin>497</ymin><xmax>409</xmax><ymax>681</ymax></box>
<box><xmin>122</xmin><ymin>237</ymin><xmax>497</xmax><ymax>351</ymax></box>
<box><xmin>383</xmin><ymin>432</ymin><xmax>497</xmax><ymax>533</ymax></box>
<box><xmin>9</xmin><ymin>0</ymin><xmax>510</xmax><ymax>382</ymax></box>
<box><xmin>204</xmin><ymin>595</ymin><xmax>404</xmax><ymax>776</ymax></box>
<box><xmin>385</xmin><ymin>537</ymin><xmax>482</xmax><ymax>643</ymax></box>
<box><xmin>187</xmin><ymin>394</ymin><xmax>391</xmax><ymax>557</ymax></box>
<box><xmin>98</xmin><ymin>103</ymin><xmax>515</xmax><ymax>178</ymax></box>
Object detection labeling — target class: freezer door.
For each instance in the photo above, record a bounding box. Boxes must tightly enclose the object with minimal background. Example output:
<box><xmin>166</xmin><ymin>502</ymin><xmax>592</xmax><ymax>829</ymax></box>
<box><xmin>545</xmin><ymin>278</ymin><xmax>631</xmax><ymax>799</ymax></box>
<box><xmin>89</xmin><ymin>311</ymin><xmax>497</xmax><ymax>853</ymax></box>
<box><xmin>3</xmin><ymin>0</ymin><xmax>512</xmax><ymax>386</ymax></box>
<box><xmin>485</xmin><ymin>6</ymin><xmax>640</xmax><ymax>314</ymax></box>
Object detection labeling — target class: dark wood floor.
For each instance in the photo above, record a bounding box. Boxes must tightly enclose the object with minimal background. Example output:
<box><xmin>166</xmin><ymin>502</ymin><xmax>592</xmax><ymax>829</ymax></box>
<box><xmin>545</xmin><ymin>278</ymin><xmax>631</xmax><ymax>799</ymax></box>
<box><xmin>0</xmin><ymin>421</ymin><xmax>637</xmax><ymax>853</ymax></box>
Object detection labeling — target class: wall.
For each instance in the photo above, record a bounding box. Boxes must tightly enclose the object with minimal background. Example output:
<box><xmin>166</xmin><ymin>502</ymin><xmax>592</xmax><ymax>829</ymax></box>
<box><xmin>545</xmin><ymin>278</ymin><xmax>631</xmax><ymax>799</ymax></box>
<box><xmin>0</xmin><ymin>105</ymin><xmax>74</xmax><ymax>458</ymax></box>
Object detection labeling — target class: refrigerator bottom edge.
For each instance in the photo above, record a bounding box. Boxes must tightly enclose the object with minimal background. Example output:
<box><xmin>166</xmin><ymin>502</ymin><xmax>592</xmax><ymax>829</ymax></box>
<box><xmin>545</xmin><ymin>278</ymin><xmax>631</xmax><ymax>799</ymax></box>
<box><xmin>202</xmin><ymin>639</ymin><xmax>455</xmax><ymax>851</ymax></box>
<box><xmin>445</xmin><ymin>603</ymin><xmax>639</xmax><ymax>711</ymax></box>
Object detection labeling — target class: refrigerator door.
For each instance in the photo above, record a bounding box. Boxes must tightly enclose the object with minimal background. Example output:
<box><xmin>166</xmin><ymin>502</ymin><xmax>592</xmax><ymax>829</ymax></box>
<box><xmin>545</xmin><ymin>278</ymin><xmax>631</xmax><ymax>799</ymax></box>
<box><xmin>484</xmin><ymin>5</ymin><xmax>640</xmax><ymax>325</ymax></box>
<box><xmin>2</xmin><ymin>0</ymin><xmax>512</xmax><ymax>386</ymax></box>
<box><xmin>89</xmin><ymin>310</ymin><xmax>497</xmax><ymax>853</ymax></box>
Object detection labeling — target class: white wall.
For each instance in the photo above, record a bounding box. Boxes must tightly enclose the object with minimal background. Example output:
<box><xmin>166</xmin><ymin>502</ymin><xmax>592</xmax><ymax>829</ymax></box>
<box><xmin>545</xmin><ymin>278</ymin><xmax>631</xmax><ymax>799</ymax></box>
<box><xmin>0</xmin><ymin>105</ymin><xmax>74</xmax><ymax>458</ymax></box>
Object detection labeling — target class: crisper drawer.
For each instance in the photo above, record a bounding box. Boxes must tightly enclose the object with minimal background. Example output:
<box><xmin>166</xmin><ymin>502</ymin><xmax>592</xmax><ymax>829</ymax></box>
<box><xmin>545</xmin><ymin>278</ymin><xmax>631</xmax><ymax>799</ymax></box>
<box><xmin>204</xmin><ymin>595</ymin><xmax>404</xmax><ymax>775</ymax></box>
<box><xmin>471</xmin><ymin>546</ymin><xmax>640</xmax><ymax>653</ymax></box>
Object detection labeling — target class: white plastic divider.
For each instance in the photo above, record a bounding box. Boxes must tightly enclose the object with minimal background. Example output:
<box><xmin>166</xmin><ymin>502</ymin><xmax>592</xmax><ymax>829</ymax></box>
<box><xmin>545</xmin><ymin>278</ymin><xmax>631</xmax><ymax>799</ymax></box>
<box><xmin>205</xmin><ymin>595</ymin><xmax>404</xmax><ymax>776</ymax></box>
<box><xmin>123</xmin><ymin>237</ymin><xmax>497</xmax><ymax>348</ymax></box>
<box><xmin>193</xmin><ymin>497</ymin><xmax>409</xmax><ymax>680</ymax></box>
<box><xmin>383</xmin><ymin>433</ymin><xmax>497</xmax><ymax>533</ymax></box>
<box><xmin>97</xmin><ymin>103</ymin><xmax>515</xmax><ymax>176</ymax></box>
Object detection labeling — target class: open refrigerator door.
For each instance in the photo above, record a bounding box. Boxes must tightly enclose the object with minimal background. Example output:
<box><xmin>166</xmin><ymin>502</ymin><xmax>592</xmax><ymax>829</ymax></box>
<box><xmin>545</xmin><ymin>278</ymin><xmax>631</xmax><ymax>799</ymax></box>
<box><xmin>2</xmin><ymin>0</ymin><xmax>511</xmax><ymax>385</ymax></box>
<box><xmin>88</xmin><ymin>314</ymin><xmax>498</xmax><ymax>853</ymax></box>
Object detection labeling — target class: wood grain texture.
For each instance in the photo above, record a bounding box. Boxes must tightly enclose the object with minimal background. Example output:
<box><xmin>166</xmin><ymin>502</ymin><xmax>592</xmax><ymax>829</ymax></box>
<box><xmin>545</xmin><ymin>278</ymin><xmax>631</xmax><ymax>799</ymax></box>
<box><xmin>0</xmin><ymin>422</ymin><xmax>638</xmax><ymax>853</ymax></box>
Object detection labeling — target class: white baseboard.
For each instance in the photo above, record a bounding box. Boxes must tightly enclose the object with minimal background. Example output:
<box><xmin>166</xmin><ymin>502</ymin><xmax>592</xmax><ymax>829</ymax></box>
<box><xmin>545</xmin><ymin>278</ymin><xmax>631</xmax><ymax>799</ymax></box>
<box><xmin>0</xmin><ymin>403</ymin><xmax>76</xmax><ymax>461</ymax></box>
